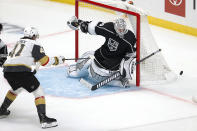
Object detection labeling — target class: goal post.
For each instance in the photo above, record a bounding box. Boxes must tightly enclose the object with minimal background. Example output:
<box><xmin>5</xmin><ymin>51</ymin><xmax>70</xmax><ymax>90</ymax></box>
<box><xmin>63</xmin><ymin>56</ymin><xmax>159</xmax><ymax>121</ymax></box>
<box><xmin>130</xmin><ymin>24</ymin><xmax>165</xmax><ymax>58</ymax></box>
<box><xmin>75</xmin><ymin>0</ymin><xmax>177</xmax><ymax>86</ymax></box>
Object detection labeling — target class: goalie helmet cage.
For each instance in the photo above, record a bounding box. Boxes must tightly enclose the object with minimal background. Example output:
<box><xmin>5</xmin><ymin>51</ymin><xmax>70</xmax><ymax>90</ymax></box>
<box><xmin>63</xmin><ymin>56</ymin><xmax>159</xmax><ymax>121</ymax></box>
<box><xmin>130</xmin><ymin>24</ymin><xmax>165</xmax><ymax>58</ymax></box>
<box><xmin>75</xmin><ymin>0</ymin><xmax>177</xmax><ymax>86</ymax></box>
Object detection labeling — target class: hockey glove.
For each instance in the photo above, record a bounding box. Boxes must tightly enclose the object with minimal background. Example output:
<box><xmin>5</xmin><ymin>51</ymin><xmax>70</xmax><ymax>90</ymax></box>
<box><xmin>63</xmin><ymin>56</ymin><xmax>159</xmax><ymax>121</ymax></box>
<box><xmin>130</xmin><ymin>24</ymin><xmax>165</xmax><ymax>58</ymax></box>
<box><xmin>80</xmin><ymin>21</ymin><xmax>90</xmax><ymax>33</ymax></box>
<box><xmin>53</xmin><ymin>56</ymin><xmax>65</xmax><ymax>65</ymax></box>
<box><xmin>67</xmin><ymin>16</ymin><xmax>81</xmax><ymax>30</ymax></box>
<box><xmin>58</xmin><ymin>56</ymin><xmax>65</xmax><ymax>64</ymax></box>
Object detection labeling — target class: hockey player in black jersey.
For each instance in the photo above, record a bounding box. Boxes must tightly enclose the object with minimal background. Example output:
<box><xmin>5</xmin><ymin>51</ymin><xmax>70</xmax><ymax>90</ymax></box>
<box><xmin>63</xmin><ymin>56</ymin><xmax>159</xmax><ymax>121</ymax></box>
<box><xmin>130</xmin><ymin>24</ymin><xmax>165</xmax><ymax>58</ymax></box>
<box><xmin>67</xmin><ymin>16</ymin><xmax>137</xmax><ymax>87</ymax></box>
<box><xmin>0</xmin><ymin>27</ymin><xmax>65</xmax><ymax>128</ymax></box>
<box><xmin>0</xmin><ymin>23</ymin><xmax>8</xmax><ymax>67</ymax></box>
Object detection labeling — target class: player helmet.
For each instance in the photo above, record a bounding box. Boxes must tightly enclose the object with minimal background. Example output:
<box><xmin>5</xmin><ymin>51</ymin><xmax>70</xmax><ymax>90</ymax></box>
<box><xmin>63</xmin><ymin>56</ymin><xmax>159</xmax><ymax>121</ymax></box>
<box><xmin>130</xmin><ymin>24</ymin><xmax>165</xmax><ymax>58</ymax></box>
<box><xmin>114</xmin><ymin>18</ymin><xmax>128</xmax><ymax>37</ymax></box>
<box><xmin>24</xmin><ymin>27</ymin><xmax>39</xmax><ymax>39</ymax></box>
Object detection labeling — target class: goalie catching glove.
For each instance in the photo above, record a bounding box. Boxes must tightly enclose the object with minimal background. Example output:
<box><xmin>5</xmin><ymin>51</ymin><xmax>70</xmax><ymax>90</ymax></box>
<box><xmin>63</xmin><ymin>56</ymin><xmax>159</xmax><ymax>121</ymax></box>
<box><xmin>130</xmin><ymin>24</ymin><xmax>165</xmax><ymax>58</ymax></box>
<box><xmin>67</xmin><ymin>16</ymin><xmax>90</xmax><ymax>33</ymax></box>
<box><xmin>67</xmin><ymin>16</ymin><xmax>81</xmax><ymax>30</ymax></box>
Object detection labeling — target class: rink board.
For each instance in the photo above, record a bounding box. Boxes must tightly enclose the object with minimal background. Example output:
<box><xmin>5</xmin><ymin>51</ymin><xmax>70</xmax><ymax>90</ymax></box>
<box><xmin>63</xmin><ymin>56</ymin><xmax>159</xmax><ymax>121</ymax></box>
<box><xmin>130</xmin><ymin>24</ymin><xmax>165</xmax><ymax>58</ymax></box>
<box><xmin>35</xmin><ymin>66</ymin><xmax>138</xmax><ymax>98</ymax></box>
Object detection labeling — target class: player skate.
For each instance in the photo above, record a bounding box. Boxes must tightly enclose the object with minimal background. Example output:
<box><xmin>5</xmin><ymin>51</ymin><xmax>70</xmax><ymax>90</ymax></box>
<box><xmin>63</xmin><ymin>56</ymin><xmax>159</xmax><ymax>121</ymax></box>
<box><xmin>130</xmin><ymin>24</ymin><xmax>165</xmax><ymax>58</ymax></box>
<box><xmin>0</xmin><ymin>108</ymin><xmax>10</xmax><ymax>119</ymax></box>
<box><xmin>39</xmin><ymin>113</ymin><xmax>58</xmax><ymax>129</ymax></box>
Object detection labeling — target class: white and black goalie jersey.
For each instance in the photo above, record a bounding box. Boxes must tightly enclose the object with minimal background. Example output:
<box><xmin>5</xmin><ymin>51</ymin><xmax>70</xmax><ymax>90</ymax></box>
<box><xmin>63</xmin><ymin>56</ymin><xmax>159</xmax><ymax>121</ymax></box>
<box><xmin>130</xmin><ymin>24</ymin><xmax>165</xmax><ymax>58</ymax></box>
<box><xmin>88</xmin><ymin>21</ymin><xmax>136</xmax><ymax>71</ymax></box>
<box><xmin>3</xmin><ymin>37</ymin><xmax>50</xmax><ymax>72</ymax></box>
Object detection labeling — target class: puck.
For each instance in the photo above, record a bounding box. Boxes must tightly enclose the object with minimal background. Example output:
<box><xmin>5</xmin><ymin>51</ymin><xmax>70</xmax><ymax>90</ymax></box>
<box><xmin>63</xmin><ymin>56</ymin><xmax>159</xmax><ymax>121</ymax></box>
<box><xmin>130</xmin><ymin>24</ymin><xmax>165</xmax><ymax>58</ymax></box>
<box><xmin>180</xmin><ymin>71</ymin><xmax>183</xmax><ymax>75</ymax></box>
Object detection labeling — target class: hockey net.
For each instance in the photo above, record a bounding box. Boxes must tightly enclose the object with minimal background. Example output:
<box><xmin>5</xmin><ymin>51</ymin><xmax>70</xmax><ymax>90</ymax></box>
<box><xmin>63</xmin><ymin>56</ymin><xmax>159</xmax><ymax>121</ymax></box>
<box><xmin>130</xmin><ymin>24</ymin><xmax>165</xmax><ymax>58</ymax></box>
<box><xmin>75</xmin><ymin>0</ymin><xmax>177</xmax><ymax>86</ymax></box>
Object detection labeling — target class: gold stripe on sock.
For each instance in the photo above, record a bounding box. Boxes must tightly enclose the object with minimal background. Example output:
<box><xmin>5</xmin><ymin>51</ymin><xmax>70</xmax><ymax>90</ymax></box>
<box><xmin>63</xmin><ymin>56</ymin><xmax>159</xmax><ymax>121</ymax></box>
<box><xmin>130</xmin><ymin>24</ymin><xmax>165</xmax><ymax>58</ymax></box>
<box><xmin>6</xmin><ymin>91</ymin><xmax>17</xmax><ymax>101</ymax></box>
<box><xmin>35</xmin><ymin>96</ymin><xmax>46</xmax><ymax>106</ymax></box>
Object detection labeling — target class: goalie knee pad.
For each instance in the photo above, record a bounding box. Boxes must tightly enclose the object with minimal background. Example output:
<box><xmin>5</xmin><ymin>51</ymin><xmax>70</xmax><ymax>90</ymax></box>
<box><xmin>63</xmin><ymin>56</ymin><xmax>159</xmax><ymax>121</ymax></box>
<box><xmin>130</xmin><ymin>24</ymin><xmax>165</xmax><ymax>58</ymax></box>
<box><xmin>120</xmin><ymin>57</ymin><xmax>136</xmax><ymax>80</ymax></box>
<box><xmin>88</xmin><ymin>60</ymin><xmax>117</xmax><ymax>82</ymax></box>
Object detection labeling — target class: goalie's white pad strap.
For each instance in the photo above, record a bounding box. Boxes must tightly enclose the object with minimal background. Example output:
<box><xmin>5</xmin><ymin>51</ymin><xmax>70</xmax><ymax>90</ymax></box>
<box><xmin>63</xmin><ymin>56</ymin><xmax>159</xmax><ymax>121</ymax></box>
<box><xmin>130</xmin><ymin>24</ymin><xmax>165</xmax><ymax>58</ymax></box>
<box><xmin>88</xmin><ymin>21</ymin><xmax>99</xmax><ymax>35</ymax></box>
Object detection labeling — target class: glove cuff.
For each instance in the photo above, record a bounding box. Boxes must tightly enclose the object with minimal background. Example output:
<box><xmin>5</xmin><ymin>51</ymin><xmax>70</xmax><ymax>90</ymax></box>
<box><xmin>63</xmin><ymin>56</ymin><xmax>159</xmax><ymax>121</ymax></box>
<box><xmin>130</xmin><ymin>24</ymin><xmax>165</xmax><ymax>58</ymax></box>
<box><xmin>53</xmin><ymin>57</ymin><xmax>59</xmax><ymax>65</ymax></box>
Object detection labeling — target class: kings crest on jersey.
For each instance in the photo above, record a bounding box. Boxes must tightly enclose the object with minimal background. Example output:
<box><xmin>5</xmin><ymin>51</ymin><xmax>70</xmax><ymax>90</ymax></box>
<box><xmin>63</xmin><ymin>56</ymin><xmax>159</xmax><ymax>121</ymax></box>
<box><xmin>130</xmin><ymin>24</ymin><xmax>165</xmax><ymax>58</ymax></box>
<box><xmin>108</xmin><ymin>38</ymin><xmax>119</xmax><ymax>51</ymax></box>
<box><xmin>90</xmin><ymin>21</ymin><xmax>136</xmax><ymax>70</ymax></box>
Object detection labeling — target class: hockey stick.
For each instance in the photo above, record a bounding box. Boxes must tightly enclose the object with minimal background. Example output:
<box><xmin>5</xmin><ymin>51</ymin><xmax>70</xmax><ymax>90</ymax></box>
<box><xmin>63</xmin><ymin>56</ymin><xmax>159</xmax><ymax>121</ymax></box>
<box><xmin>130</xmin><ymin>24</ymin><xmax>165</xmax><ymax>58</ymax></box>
<box><xmin>63</xmin><ymin>58</ymin><xmax>89</xmax><ymax>61</ymax></box>
<box><xmin>91</xmin><ymin>49</ymin><xmax>162</xmax><ymax>91</ymax></box>
<box><xmin>32</xmin><ymin>57</ymin><xmax>89</xmax><ymax>74</ymax></box>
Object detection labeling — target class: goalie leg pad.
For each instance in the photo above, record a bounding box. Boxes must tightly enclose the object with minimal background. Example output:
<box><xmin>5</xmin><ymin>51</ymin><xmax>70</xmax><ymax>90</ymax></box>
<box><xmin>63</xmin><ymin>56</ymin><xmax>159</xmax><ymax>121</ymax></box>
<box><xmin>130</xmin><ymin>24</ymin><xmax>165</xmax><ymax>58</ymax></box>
<box><xmin>88</xmin><ymin>61</ymin><xmax>127</xmax><ymax>87</ymax></box>
<box><xmin>88</xmin><ymin>60</ymin><xmax>114</xmax><ymax>82</ymax></box>
<box><xmin>67</xmin><ymin>51</ymin><xmax>94</xmax><ymax>78</ymax></box>
<box><xmin>120</xmin><ymin>57</ymin><xmax>136</xmax><ymax>80</ymax></box>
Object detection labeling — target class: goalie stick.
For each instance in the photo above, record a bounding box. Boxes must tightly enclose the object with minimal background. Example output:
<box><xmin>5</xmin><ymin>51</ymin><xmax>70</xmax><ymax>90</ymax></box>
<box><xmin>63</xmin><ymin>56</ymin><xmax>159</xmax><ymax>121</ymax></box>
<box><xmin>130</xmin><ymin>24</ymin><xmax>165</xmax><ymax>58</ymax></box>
<box><xmin>91</xmin><ymin>49</ymin><xmax>162</xmax><ymax>91</ymax></box>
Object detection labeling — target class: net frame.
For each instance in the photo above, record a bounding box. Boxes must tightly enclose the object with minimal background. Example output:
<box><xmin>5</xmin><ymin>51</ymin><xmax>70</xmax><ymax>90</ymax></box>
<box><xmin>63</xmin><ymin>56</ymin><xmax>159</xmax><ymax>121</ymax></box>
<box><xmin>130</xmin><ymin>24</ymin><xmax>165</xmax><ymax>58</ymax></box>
<box><xmin>75</xmin><ymin>0</ymin><xmax>141</xmax><ymax>86</ymax></box>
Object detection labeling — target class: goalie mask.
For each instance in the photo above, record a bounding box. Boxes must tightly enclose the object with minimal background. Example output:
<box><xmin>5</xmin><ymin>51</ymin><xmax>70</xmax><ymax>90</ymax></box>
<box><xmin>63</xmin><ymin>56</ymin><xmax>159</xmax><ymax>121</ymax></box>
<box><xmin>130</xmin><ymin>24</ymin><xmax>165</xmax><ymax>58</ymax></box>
<box><xmin>114</xmin><ymin>18</ymin><xmax>128</xmax><ymax>37</ymax></box>
<box><xmin>24</xmin><ymin>27</ymin><xmax>39</xmax><ymax>39</ymax></box>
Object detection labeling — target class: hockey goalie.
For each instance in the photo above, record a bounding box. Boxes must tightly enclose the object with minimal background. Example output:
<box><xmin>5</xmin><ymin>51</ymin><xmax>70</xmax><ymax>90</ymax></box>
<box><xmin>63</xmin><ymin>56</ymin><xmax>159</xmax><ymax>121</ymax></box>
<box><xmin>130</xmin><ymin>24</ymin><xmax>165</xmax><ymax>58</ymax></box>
<box><xmin>67</xmin><ymin>16</ymin><xmax>137</xmax><ymax>88</ymax></box>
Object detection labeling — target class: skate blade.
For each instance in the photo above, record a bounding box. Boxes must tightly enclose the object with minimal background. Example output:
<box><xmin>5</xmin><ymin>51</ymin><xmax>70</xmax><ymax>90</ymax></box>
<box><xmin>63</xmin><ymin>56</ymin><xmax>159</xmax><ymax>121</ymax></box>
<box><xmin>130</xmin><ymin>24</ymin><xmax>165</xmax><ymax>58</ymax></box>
<box><xmin>0</xmin><ymin>115</ymin><xmax>9</xmax><ymax>119</ymax></box>
<box><xmin>41</xmin><ymin>122</ymin><xmax>58</xmax><ymax>129</ymax></box>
